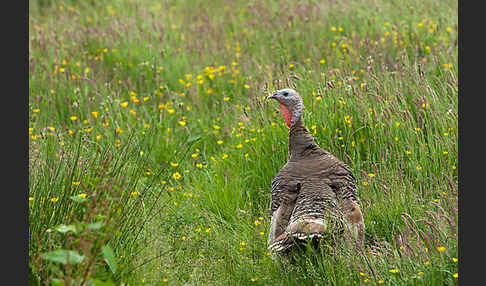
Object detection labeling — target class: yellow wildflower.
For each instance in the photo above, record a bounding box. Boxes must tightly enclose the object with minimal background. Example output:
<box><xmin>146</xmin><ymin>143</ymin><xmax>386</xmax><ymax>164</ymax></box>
<box><xmin>437</xmin><ymin>246</ymin><xmax>446</xmax><ymax>252</ymax></box>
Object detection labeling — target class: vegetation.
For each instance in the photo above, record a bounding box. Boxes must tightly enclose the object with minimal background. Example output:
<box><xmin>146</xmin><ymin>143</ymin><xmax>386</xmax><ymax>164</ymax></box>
<box><xmin>29</xmin><ymin>0</ymin><xmax>458</xmax><ymax>285</ymax></box>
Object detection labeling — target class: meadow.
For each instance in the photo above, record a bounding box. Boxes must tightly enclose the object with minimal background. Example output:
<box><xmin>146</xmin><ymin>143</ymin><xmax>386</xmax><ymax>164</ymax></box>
<box><xmin>28</xmin><ymin>0</ymin><xmax>458</xmax><ymax>285</ymax></box>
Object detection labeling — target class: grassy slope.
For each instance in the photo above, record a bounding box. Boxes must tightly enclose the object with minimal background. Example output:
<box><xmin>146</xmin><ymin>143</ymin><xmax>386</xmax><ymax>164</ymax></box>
<box><xmin>29</xmin><ymin>0</ymin><xmax>457</xmax><ymax>285</ymax></box>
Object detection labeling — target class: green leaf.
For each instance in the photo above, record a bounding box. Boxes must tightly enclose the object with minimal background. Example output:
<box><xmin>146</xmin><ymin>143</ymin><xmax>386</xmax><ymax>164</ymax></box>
<box><xmin>40</xmin><ymin>249</ymin><xmax>85</xmax><ymax>265</ymax></box>
<box><xmin>186</xmin><ymin>135</ymin><xmax>201</xmax><ymax>145</ymax></box>
<box><xmin>101</xmin><ymin>244</ymin><xmax>118</xmax><ymax>274</ymax></box>
<box><xmin>86</xmin><ymin>221</ymin><xmax>105</xmax><ymax>230</ymax></box>
<box><xmin>50</xmin><ymin>278</ymin><xmax>65</xmax><ymax>286</ymax></box>
<box><xmin>70</xmin><ymin>195</ymin><xmax>87</xmax><ymax>203</ymax></box>
<box><xmin>55</xmin><ymin>224</ymin><xmax>77</xmax><ymax>234</ymax></box>
<box><xmin>94</xmin><ymin>214</ymin><xmax>107</xmax><ymax>220</ymax></box>
<box><xmin>93</xmin><ymin>279</ymin><xmax>116</xmax><ymax>286</ymax></box>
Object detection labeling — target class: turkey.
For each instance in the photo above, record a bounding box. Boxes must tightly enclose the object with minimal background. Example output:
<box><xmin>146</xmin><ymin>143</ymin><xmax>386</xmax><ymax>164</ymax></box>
<box><xmin>265</xmin><ymin>88</ymin><xmax>365</xmax><ymax>255</ymax></box>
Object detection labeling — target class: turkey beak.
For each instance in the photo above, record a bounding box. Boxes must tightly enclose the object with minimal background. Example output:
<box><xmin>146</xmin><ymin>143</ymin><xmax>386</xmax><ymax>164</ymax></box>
<box><xmin>265</xmin><ymin>92</ymin><xmax>279</xmax><ymax>102</ymax></box>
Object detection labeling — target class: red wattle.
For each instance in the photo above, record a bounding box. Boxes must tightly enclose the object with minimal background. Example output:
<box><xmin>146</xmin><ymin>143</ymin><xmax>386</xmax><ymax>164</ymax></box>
<box><xmin>278</xmin><ymin>103</ymin><xmax>292</xmax><ymax>128</ymax></box>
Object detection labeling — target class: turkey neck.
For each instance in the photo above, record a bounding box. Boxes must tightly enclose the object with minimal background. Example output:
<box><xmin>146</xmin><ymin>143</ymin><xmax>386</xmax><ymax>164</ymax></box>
<box><xmin>288</xmin><ymin>118</ymin><xmax>320</xmax><ymax>161</ymax></box>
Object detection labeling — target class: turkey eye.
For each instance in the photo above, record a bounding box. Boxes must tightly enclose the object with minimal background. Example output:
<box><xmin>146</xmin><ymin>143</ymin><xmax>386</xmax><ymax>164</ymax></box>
<box><xmin>282</xmin><ymin>92</ymin><xmax>289</xmax><ymax>96</ymax></box>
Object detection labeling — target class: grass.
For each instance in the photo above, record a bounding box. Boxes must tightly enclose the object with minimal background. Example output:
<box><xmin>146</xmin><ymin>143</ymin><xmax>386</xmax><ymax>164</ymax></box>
<box><xmin>29</xmin><ymin>0</ymin><xmax>457</xmax><ymax>285</ymax></box>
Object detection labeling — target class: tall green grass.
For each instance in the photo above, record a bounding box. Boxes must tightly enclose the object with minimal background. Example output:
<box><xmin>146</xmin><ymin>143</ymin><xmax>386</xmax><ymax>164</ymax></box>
<box><xmin>29</xmin><ymin>0</ymin><xmax>457</xmax><ymax>284</ymax></box>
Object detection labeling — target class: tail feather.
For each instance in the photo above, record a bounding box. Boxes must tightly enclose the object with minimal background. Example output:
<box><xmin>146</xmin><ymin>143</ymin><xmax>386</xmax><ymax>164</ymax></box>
<box><xmin>269</xmin><ymin>231</ymin><xmax>324</xmax><ymax>253</ymax></box>
<box><xmin>268</xmin><ymin>217</ymin><xmax>328</xmax><ymax>253</ymax></box>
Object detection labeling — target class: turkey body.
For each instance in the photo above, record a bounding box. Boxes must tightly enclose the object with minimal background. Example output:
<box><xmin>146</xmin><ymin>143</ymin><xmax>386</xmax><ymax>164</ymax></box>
<box><xmin>268</xmin><ymin>120</ymin><xmax>365</xmax><ymax>254</ymax></box>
